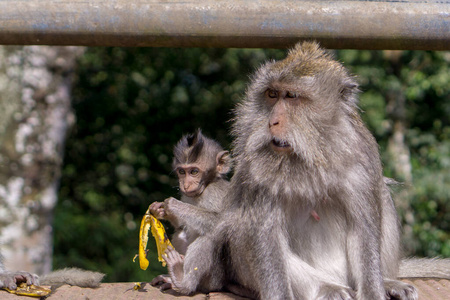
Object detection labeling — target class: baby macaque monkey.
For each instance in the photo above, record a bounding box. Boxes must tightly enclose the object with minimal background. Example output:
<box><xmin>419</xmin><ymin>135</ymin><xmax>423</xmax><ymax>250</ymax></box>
<box><xmin>150</xmin><ymin>129</ymin><xmax>231</xmax><ymax>254</ymax></box>
<box><xmin>150</xmin><ymin>129</ymin><xmax>231</xmax><ymax>289</ymax></box>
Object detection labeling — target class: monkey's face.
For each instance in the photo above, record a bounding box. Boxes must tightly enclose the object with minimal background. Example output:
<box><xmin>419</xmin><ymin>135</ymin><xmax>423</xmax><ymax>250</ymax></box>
<box><xmin>251</xmin><ymin>75</ymin><xmax>337</xmax><ymax>165</ymax></box>
<box><xmin>231</xmin><ymin>41</ymin><xmax>360</xmax><ymax>200</ymax></box>
<box><xmin>239</xmin><ymin>51</ymin><xmax>357</xmax><ymax>166</ymax></box>
<box><xmin>264</xmin><ymin>79</ymin><xmax>321</xmax><ymax>155</ymax></box>
<box><xmin>176</xmin><ymin>165</ymin><xmax>206</xmax><ymax>197</ymax></box>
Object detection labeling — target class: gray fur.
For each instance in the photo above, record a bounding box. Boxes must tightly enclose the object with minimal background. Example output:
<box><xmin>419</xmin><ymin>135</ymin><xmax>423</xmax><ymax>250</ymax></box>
<box><xmin>0</xmin><ymin>255</ymin><xmax>103</xmax><ymax>289</ymax></box>
<box><xmin>399</xmin><ymin>257</ymin><xmax>450</xmax><ymax>279</ymax></box>
<box><xmin>164</xmin><ymin>41</ymin><xmax>418</xmax><ymax>300</ymax></box>
<box><xmin>167</xmin><ymin>178</ymin><xmax>231</xmax><ymax>254</ymax></box>
<box><xmin>150</xmin><ymin>131</ymin><xmax>232</xmax><ymax>290</ymax></box>
<box><xmin>166</xmin><ymin>130</ymin><xmax>231</xmax><ymax>254</ymax></box>
<box><xmin>40</xmin><ymin>267</ymin><xmax>104</xmax><ymax>288</ymax></box>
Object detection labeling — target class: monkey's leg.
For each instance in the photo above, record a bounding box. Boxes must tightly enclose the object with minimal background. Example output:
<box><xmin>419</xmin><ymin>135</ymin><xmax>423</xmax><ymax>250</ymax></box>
<box><xmin>316</xmin><ymin>283</ymin><xmax>356</xmax><ymax>300</ymax></box>
<box><xmin>283</xmin><ymin>250</ymin><xmax>354</xmax><ymax>299</ymax></box>
<box><xmin>240</xmin><ymin>230</ymin><xmax>295</xmax><ymax>300</ymax></box>
<box><xmin>172</xmin><ymin>235</ymin><xmax>225</xmax><ymax>295</ymax></box>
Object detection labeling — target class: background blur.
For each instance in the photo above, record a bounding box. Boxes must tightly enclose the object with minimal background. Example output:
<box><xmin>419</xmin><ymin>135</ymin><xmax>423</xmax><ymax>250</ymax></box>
<box><xmin>0</xmin><ymin>47</ymin><xmax>449</xmax><ymax>282</ymax></box>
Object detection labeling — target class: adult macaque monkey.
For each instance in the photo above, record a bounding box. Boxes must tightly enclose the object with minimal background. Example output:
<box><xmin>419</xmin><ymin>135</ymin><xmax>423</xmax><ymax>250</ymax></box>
<box><xmin>162</xmin><ymin>41</ymin><xmax>421</xmax><ymax>300</ymax></box>
<box><xmin>150</xmin><ymin>130</ymin><xmax>231</xmax><ymax>289</ymax></box>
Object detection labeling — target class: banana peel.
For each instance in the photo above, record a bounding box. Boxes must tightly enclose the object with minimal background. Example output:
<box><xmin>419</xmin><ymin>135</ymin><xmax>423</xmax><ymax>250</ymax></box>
<box><xmin>138</xmin><ymin>207</ymin><xmax>173</xmax><ymax>270</ymax></box>
<box><xmin>3</xmin><ymin>282</ymin><xmax>52</xmax><ymax>297</ymax></box>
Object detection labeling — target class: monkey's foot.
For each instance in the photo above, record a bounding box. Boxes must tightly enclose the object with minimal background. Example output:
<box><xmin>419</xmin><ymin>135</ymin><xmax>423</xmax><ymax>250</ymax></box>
<box><xmin>384</xmin><ymin>279</ymin><xmax>418</xmax><ymax>300</ymax></box>
<box><xmin>164</xmin><ymin>246</ymin><xmax>185</xmax><ymax>289</ymax></box>
<box><xmin>150</xmin><ymin>274</ymin><xmax>173</xmax><ymax>291</ymax></box>
<box><xmin>317</xmin><ymin>283</ymin><xmax>355</xmax><ymax>300</ymax></box>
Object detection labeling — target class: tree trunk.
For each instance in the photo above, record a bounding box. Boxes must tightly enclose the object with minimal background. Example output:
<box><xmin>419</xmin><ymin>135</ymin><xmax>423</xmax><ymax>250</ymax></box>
<box><xmin>0</xmin><ymin>46</ymin><xmax>84</xmax><ymax>275</ymax></box>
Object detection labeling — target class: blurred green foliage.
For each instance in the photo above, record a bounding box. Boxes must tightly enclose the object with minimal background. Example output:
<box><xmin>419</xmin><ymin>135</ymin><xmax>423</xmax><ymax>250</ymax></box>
<box><xmin>54</xmin><ymin>47</ymin><xmax>449</xmax><ymax>282</ymax></box>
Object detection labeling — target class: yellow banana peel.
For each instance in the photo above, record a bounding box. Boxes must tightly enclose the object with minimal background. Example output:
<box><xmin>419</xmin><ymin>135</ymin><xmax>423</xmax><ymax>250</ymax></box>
<box><xmin>138</xmin><ymin>207</ymin><xmax>173</xmax><ymax>270</ymax></box>
<box><xmin>3</xmin><ymin>282</ymin><xmax>52</xmax><ymax>297</ymax></box>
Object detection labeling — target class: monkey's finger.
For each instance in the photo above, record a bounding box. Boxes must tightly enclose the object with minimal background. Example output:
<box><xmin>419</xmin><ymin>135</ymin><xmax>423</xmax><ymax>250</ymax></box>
<box><xmin>149</xmin><ymin>202</ymin><xmax>162</xmax><ymax>213</ymax></box>
<box><xmin>163</xmin><ymin>249</ymin><xmax>176</xmax><ymax>262</ymax></box>
<box><xmin>20</xmin><ymin>272</ymin><xmax>39</xmax><ymax>286</ymax></box>
<box><xmin>11</xmin><ymin>272</ymin><xmax>34</xmax><ymax>286</ymax></box>
<box><xmin>31</xmin><ymin>274</ymin><xmax>39</xmax><ymax>286</ymax></box>
<box><xmin>156</xmin><ymin>208</ymin><xmax>166</xmax><ymax>218</ymax></box>
<box><xmin>162</xmin><ymin>253</ymin><xmax>171</xmax><ymax>265</ymax></box>
<box><xmin>163</xmin><ymin>197</ymin><xmax>176</xmax><ymax>205</ymax></box>
<box><xmin>3</xmin><ymin>277</ymin><xmax>17</xmax><ymax>290</ymax></box>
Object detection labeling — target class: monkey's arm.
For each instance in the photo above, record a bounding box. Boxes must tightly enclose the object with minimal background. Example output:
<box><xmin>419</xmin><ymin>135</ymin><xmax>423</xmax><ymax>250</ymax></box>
<box><xmin>344</xmin><ymin>192</ymin><xmax>387</xmax><ymax>300</ymax></box>
<box><xmin>164</xmin><ymin>197</ymin><xmax>219</xmax><ymax>236</ymax></box>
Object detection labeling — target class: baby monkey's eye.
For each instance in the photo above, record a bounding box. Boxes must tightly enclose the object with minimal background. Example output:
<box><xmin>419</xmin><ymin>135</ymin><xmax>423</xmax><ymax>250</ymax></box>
<box><xmin>266</xmin><ymin>89</ymin><xmax>277</xmax><ymax>98</ymax></box>
<box><xmin>286</xmin><ymin>91</ymin><xmax>297</xmax><ymax>98</ymax></box>
<box><xmin>178</xmin><ymin>169</ymin><xmax>186</xmax><ymax>175</ymax></box>
<box><xmin>190</xmin><ymin>169</ymin><xmax>199</xmax><ymax>175</ymax></box>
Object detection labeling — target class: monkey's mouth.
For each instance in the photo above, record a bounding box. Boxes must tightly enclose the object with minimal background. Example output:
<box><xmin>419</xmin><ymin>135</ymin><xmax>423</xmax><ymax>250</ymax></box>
<box><xmin>271</xmin><ymin>138</ymin><xmax>292</xmax><ymax>151</ymax></box>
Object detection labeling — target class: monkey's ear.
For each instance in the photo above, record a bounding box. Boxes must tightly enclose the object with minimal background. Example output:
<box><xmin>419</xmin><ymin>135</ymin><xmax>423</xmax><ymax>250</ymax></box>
<box><xmin>340</xmin><ymin>78</ymin><xmax>359</xmax><ymax>104</ymax></box>
<box><xmin>216</xmin><ymin>151</ymin><xmax>231</xmax><ymax>175</ymax></box>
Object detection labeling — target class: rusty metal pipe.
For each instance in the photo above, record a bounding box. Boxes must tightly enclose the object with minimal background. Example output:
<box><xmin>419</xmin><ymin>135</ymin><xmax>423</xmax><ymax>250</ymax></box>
<box><xmin>0</xmin><ymin>0</ymin><xmax>448</xmax><ymax>50</ymax></box>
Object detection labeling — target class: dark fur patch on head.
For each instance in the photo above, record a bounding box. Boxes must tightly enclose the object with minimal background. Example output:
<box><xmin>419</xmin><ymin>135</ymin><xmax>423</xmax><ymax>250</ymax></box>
<box><xmin>187</xmin><ymin>129</ymin><xmax>205</xmax><ymax>163</ymax></box>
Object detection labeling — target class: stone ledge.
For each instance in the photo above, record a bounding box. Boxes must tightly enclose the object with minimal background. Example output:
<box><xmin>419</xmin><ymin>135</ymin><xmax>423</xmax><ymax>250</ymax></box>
<box><xmin>0</xmin><ymin>279</ymin><xmax>448</xmax><ymax>299</ymax></box>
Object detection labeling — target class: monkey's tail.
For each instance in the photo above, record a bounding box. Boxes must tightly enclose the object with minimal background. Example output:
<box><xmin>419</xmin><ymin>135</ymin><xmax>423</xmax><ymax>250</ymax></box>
<box><xmin>398</xmin><ymin>257</ymin><xmax>450</xmax><ymax>279</ymax></box>
<box><xmin>40</xmin><ymin>267</ymin><xmax>105</xmax><ymax>288</ymax></box>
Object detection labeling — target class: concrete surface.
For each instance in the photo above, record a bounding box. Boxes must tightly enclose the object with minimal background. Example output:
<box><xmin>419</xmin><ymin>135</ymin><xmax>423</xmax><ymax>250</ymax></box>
<box><xmin>0</xmin><ymin>278</ymin><xmax>448</xmax><ymax>299</ymax></box>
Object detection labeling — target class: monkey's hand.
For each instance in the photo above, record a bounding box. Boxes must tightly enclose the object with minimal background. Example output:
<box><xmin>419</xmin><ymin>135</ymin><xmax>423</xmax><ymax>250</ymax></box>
<box><xmin>149</xmin><ymin>201</ymin><xmax>166</xmax><ymax>219</ymax></box>
<box><xmin>0</xmin><ymin>271</ymin><xmax>39</xmax><ymax>290</ymax></box>
<box><xmin>163</xmin><ymin>197</ymin><xmax>184</xmax><ymax>217</ymax></box>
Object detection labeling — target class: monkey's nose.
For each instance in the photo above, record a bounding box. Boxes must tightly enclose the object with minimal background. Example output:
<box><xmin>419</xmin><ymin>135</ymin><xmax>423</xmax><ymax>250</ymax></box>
<box><xmin>269</xmin><ymin>120</ymin><xmax>279</xmax><ymax>127</ymax></box>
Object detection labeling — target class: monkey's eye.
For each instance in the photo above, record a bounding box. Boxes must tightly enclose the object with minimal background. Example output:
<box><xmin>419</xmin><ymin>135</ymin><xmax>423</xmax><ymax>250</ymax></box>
<box><xmin>190</xmin><ymin>169</ymin><xmax>199</xmax><ymax>176</ymax></box>
<box><xmin>266</xmin><ymin>89</ymin><xmax>277</xmax><ymax>98</ymax></box>
<box><xmin>286</xmin><ymin>91</ymin><xmax>297</xmax><ymax>98</ymax></box>
<box><xmin>178</xmin><ymin>169</ymin><xmax>186</xmax><ymax>175</ymax></box>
